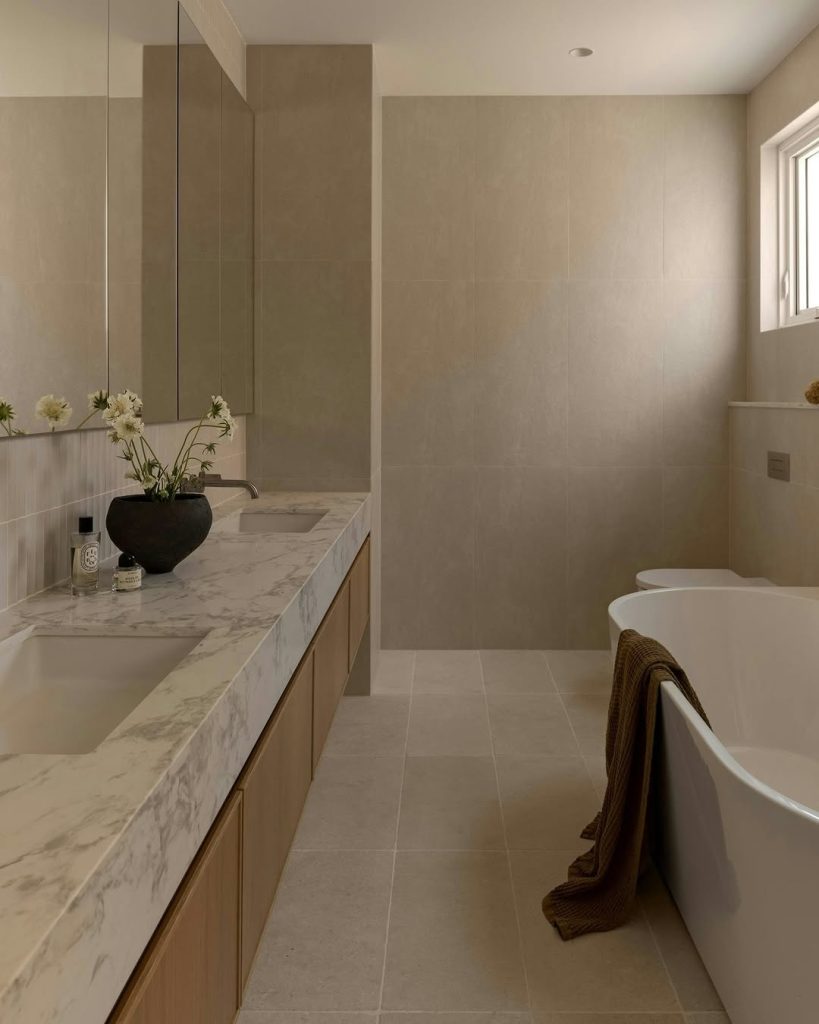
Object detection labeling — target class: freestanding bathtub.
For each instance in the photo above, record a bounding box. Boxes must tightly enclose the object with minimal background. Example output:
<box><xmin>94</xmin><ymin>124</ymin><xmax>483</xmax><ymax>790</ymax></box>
<box><xmin>609</xmin><ymin>586</ymin><xmax>819</xmax><ymax>1024</ymax></box>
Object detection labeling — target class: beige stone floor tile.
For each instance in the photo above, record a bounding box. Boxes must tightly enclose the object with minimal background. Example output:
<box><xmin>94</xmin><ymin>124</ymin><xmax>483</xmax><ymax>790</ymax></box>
<box><xmin>510</xmin><ymin>851</ymin><xmax>680</xmax><ymax>1013</ymax></box>
<box><xmin>639</xmin><ymin>869</ymin><xmax>723</xmax><ymax>1012</ymax></box>
<box><xmin>583</xmin><ymin>754</ymin><xmax>608</xmax><ymax>799</ymax></box>
<box><xmin>382</xmin><ymin>1016</ymin><xmax>531</xmax><ymax>1024</ymax></box>
<box><xmin>238</xmin><ymin>1015</ymin><xmax>377</xmax><ymax>1024</ymax></box>
<box><xmin>560</xmin><ymin>692</ymin><xmax>610</xmax><ymax>756</ymax></box>
<box><xmin>546</xmin><ymin>650</ymin><xmax>613</xmax><ymax>693</ymax></box>
<box><xmin>496</xmin><ymin>757</ymin><xmax>600</xmax><ymax>850</ymax></box>
<box><xmin>382</xmin><ymin>851</ymin><xmax>528</xmax><ymax>1010</ymax></box>
<box><xmin>374</xmin><ymin>651</ymin><xmax>415</xmax><ymax>694</ymax></box>
<box><xmin>324</xmin><ymin>696</ymin><xmax>410</xmax><ymax>756</ymax></box>
<box><xmin>408</xmin><ymin>693</ymin><xmax>492</xmax><ymax>756</ymax></box>
<box><xmin>399</xmin><ymin>756</ymin><xmax>504</xmax><ymax>850</ymax></box>
<box><xmin>414</xmin><ymin>649</ymin><xmax>484</xmax><ymax>693</ymax></box>
<box><xmin>293</xmin><ymin>756</ymin><xmax>404</xmax><ymax>850</ymax></box>
<box><xmin>486</xmin><ymin>692</ymin><xmax>578</xmax><ymax>757</ymax></box>
<box><xmin>536</xmin><ymin>1015</ymin><xmax>683</xmax><ymax>1023</ymax></box>
<box><xmin>685</xmin><ymin>1014</ymin><xmax>731</xmax><ymax>1023</ymax></box>
<box><xmin>481</xmin><ymin>650</ymin><xmax>556</xmax><ymax>694</ymax></box>
<box><xmin>243</xmin><ymin>850</ymin><xmax>394</xmax><ymax>1010</ymax></box>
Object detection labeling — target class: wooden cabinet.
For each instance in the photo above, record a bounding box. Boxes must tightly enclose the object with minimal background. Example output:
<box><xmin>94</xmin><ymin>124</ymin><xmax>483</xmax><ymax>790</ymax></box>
<box><xmin>348</xmin><ymin>537</ymin><xmax>370</xmax><ymax>671</ymax></box>
<box><xmin>312</xmin><ymin>580</ymin><xmax>350</xmax><ymax>769</ymax></box>
<box><xmin>110</xmin><ymin>793</ymin><xmax>242</xmax><ymax>1024</ymax></box>
<box><xmin>237</xmin><ymin>652</ymin><xmax>313</xmax><ymax>990</ymax></box>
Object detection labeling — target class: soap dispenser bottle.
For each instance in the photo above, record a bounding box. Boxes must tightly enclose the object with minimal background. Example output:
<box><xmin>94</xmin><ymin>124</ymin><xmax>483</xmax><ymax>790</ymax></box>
<box><xmin>70</xmin><ymin>515</ymin><xmax>101</xmax><ymax>595</ymax></box>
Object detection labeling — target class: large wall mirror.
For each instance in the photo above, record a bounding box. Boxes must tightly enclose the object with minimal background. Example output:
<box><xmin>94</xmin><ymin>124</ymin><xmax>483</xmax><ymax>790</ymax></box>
<box><xmin>0</xmin><ymin>0</ymin><xmax>253</xmax><ymax>437</ymax></box>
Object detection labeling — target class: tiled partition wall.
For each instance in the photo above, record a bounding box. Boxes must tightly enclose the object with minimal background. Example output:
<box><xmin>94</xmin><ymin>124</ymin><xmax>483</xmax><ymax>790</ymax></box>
<box><xmin>730</xmin><ymin>404</ymin><xmax>819</xmax><ymax>583</ymax></box>
<box><xmin>0</xmin><ymin>417</ymin><xmax>246</xmax><ymax>612</ymax></box>
<box><xmin>382</xmin><ymin>96</ymin><xmax>747</xmax><ymax>649</ymax></box>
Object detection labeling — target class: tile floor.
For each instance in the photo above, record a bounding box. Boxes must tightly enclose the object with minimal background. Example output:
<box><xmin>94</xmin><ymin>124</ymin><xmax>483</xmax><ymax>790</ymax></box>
<box><xmin>240</xmin><ymin>649</ymin><xmax>730</xmax><ymax>1024</ymax></box>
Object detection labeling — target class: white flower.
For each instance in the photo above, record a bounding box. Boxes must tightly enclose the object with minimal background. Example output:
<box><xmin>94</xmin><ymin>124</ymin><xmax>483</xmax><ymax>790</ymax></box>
<box><xmin>103</xmin><ymin>389</ymin><xmax>143</xmax><ymax>423</ymax></box>
<box><xmin>35</xmin><ymin>394</ymin><xmax>72</xmax><ymax>430</ymax></box>
<box><xmin>111</xmin><ymin>411</ymin><xmax>144</xmax><ymax>440</ymax></box>
<box><xmin>208</xmin><ymin>395</ymin><xmax>230</xmax><ymax>419</ymax></box>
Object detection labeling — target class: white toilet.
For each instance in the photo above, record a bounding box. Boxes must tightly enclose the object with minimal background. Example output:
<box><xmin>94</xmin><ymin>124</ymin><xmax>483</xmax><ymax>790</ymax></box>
<box><xmin>635</xmin><ymin>568</ymin><xmax>774</xmax><ymax>591</ymax></box>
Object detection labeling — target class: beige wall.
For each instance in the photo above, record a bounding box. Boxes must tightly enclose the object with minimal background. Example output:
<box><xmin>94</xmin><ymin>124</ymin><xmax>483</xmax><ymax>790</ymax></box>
<box><xmin>382</xmin><ymin>95</ymin><xmax>747</xmax><ymax>649</ymax></box>
<box><xmin>247</xmin><ymin>45</ymin><xmax>373</xmax><ymax>492</ymax></box>
<box><xmin>747</xmin><ymin>23</ymin><xmax>819</xmax><ymax>401</ymax></box>
<box><xmin>370</xmin><ymin>61</ymin><xmax>383</xmax><ymax>674</ymax></box>
<box><xmin>180</xmin><ymin>0</ymin><xmax>245</xmax><ymax>98</ymax></box>
<box><xmin>0</xmin><ymin>418</ymin><xmax>246</xmax><ymax>612</ymax></box>
<box><xmin>730</xmin><ymin>405</ymin><xmax>819</xmax><ymax>582</ymax></box>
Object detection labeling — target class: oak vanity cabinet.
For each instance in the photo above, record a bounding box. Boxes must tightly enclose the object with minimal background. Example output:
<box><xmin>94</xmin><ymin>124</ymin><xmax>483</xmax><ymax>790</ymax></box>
<box><xmin>237</xmin><ymin>651</ymin><xmax>313</xmax><ymax>989</ymax></box>
<box><xmin>109</xmin><ymin>794</ymin><xmax>242</xmax><ymax>1024</ymax></box>
<box><xmin>312</xmin><ymin>580</ymin><xmax>351</xmax><ymax>769</ymax></box>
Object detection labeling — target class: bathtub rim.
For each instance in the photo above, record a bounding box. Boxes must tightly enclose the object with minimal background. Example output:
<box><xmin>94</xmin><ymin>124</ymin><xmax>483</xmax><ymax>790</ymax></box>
<box><xmin>608</xmin><ymin>585</ymin><xmax>819</xmax><ymax>826</ymax></box>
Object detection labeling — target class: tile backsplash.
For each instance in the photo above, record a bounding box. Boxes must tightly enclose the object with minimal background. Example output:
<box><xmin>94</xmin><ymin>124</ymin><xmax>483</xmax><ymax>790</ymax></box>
<box><xmin>0</xmin><ymin>416</ymin><xmax>246</xmax><ymax>611</ymax></box>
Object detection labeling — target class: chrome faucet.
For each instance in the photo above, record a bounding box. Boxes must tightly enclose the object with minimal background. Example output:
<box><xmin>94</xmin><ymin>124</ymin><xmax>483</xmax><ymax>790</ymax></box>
<box><xmin>188</xmin><ymin>471</ymin><xmax>260</xmax><ymax>499</ymax></box>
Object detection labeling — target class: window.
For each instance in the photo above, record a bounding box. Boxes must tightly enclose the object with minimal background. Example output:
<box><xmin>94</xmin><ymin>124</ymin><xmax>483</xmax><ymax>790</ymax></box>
<box><xmin>779</xmin><ymin>115</ymin><xmax>819</xmax><ymax>326</ymax></box>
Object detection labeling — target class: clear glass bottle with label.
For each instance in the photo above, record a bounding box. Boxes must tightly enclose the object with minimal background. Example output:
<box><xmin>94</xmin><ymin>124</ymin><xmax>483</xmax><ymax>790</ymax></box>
<box><xmin>112</xmin><ymin>552</ymin><xmax>143</xmax><ymax>592</ymax></box>
<box><xmin>70</xmin><ymin>515</ymin><xmax>100</xmax><ymax>595</ymax></box>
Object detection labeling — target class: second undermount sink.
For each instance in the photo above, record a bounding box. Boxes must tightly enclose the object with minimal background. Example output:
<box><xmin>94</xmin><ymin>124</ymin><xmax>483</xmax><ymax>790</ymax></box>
<box><xmin>235</xmin><ymin>510</ymin><xmax>328</xmax><ymax>534</ymax></box>
<box><xmin>0</xmin><ymin>630</ymin><xmax>204</xmax><ymax>755</ymax></box>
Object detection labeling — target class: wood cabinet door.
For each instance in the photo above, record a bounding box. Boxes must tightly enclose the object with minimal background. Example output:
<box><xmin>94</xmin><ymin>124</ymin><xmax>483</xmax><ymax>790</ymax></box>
<box><xmin>109</xmin><ymin>793</ymin><xmax>242</xmax><ymax>1024</ymax></box>
<box><xmin>348</xmin><ymin>537</ymin><xmax>370</xmax><ymax>671</ymax></box>
<box><xmin>237</xmin><ymin>652</ymin><xmax>314</xmax><ymax>989</ymax></box>
<box><xmin>312</xmin><ymin>581</ymin><xmax>350</xmax><ymax>769</ymax></box>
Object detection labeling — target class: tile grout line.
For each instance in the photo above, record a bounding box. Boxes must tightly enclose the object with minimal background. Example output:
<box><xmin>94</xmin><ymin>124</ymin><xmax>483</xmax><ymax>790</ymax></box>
<box><xmin>375</xmin><ymin>650</ymin><xmax>415</xmax><ymax>1017</ymax></box>
<box><xmin>477</xmin><ymin>650</ymin><xmax>534</xmax><ymax>1017</ymax></box>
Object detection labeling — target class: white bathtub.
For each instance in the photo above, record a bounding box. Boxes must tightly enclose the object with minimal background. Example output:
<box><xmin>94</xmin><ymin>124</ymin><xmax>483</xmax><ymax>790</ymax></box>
<box><xmin>609</xmin><ymin>586</ymin><xmax>819</xmax><ymax>1024</ymax></box>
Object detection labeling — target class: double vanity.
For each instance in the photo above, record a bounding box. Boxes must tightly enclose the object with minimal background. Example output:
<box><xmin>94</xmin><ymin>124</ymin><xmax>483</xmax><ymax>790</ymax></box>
<box><xmin>0</xmin><ymin>491</ymin><xmax>371</xmax><ymax>1024</ymax></box>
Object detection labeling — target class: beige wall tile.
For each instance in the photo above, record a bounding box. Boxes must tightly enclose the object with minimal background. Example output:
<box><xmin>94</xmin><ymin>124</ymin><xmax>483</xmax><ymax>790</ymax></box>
<box><xmin>381</xmin><ymin>466</ymin><xmax>476</xmax><ymax>649</ymax></box>
<box><xmin>383</xmin><ymin>97</ymin><xmax>476</xmax><ymax>281</ymax></box>
<box><xmin>382</xmin><ymin>280</ymin><xmax>475</xmax><ymax>467</ymax></box>
<box><xmin>474</xmin><ymin>281</ymin><xmax>567</xmax><ymax>468</ymax></box>
<box><xmin>663</xmin><ymin>280</ymin><xmax>745</xmax><ymax>467</ymax></box>
<box><xmin>178</xmin><ymin>259</ymin><xmax>221</xmax><ymax>420</ymax></box>
<box><xmin>568</xmin><ymin>281</ymin><xmax>664</xmax><ymax>468</ymax></box>
<box><xmin>382</xmin><ymin>851</ymin><xmax>528</xmax><ymax>1010</ymax></box>
<box><xmin>476</xmin><ymin>97</ymin><xmax>568</xmax><ymax>280</ymax></box>
<box><xmin>475</xmin><ymin>467</ymin><xmax>568</xmax><ymax>649</ymax></box>
<box><xmin>728</xmin><ymin>465</ymin><xmax>807</xmax><ymax>584</ymax></box>
<box><xmin>257</xmin><ymin>46</ymin><xmax>372</xmax><ymax>262</ymax></box>
<box><xmin>663</xmin><ymin>466</ymin><xmax>729</xmax><ymax>568</ymax></box>
<box><xmin>568</xmin><ymin>96</ymin><xmax>663</xmax><ymax>281</ymax></box>
<box><xmin>253</xmin><ymin>260</ymin><xmax>371</xmax><ymax>485</ymax></box>
<box><xmin>567</xmin><ymin>467</ymin><xmax>663</xmax><ymax>648</ymax></box>
<box><xmin>663</xmin><ymin>96</ymin><xmax>746</xmax><ymax>281</ymax></box>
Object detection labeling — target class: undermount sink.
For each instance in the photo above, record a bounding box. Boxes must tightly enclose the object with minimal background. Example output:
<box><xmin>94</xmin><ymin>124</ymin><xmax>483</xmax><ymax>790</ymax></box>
<box><xmin>234</xmin><ymin>510</ymin><xmax>328</xmax><ymax>534</ymax></box>
<box><xmin>0</xmin><ymin>630</ymin><xmax>204</xmax><ymax>755</ymax></box>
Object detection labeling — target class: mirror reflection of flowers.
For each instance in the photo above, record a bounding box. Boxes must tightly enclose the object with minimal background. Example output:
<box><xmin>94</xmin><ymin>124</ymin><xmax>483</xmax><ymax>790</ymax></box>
<box><xmin>100</xmin><ymin>390</ymin><xmax>236</xmax><ymax>501</ymax></box>
<box><xmin>35</xmin><ymin>394</ymin><xmax>72</xmax><ymax>431</ymax></box>
<box><xmin>0</xmin><ymin>398</ymin><xmax>25</xmax><ymax>436</ymax></box>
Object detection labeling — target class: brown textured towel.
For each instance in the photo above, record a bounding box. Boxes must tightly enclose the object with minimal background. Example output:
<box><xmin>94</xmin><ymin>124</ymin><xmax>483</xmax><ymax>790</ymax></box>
<box><xmin>542</xmin><ymin>628</ymin><xmax>709</xmax><ymax>940</ymax></box>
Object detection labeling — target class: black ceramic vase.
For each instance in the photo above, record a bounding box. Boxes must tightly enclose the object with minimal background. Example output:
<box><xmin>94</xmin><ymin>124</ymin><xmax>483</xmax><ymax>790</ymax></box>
<box><xmin>106</xmin><ymin>493</ymin><xmax>213</xmax><ymax>574</ymax></box>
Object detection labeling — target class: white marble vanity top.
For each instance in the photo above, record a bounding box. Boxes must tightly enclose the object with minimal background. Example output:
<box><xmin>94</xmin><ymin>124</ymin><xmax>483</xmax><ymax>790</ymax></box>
<box><xmin>0</xmin><ymin>491</ymin><xmax>370</xmax><ymax>1024</ymax></box>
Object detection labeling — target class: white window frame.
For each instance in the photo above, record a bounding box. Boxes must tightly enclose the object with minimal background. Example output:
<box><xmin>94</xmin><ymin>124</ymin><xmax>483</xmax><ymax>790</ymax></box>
<box><xmin>778</xmin><ymin>112</ymin><xmax>819</xmax><ymax>327</ymax></box>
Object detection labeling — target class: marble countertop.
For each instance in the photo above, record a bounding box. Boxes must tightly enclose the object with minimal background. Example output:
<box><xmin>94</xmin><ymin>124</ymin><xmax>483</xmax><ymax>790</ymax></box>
<box><xmin>0</xmin><ymin>491</ymin><xmax>370</xmax><ymax>1024</ymax></box>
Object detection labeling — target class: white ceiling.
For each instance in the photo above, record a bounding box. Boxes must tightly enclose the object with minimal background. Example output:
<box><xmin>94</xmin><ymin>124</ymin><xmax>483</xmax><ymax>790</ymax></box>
<box><xmin>224</xmin><ymin>0</ymin><xmax>819</xmax><ymax>95</ymax></box>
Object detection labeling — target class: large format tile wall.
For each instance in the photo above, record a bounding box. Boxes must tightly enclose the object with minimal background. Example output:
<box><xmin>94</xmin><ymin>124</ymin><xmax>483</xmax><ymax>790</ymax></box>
<box><xmin>730</xmin><ymin>405</ymin><xmax>819</xmax><ymax>583</ymax></box>
<box><xmin>0</xmin><ymin>418</ymin><xmax>247</xmax><ymax>612</ymax></box>
<box><xmin>382</xmin><ymin>95</ymin><xmax>747</xmax><ymax>649</ymax></box>
<box><xmin>247</xmin><ymin>45</ymin><xmax>373</xmax><ymax>493</ymax></box>
<box><xmin>180</xmin><ymin>0</ymin><xmax>245</xmax><ymax>97</ymax></box>
<box><xmin>747</xmin><ymin>23</ymin><xmax>819</xmax><ymax>402</ymax></box>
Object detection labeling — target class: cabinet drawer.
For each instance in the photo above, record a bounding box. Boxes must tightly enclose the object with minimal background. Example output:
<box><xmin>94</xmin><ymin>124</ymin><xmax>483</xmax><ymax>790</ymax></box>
<box><xmin>237</xmin><ymin>653</ymin><xmax>314</xmax><ymax>989</ymax></box>
<box><xmin>312</xmin><ymin>581</ymin><xmax>350</xmax><ymax>769</ymax></box>
<box><xmin>348</xmin><ymin>537</ymin><xmax>370</xmax><ymax>671</ymax></box>
<box><xmin>109</xmin><ymin>793</ymin><xmax>242</xmax><ymax>1024</ymax></box>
